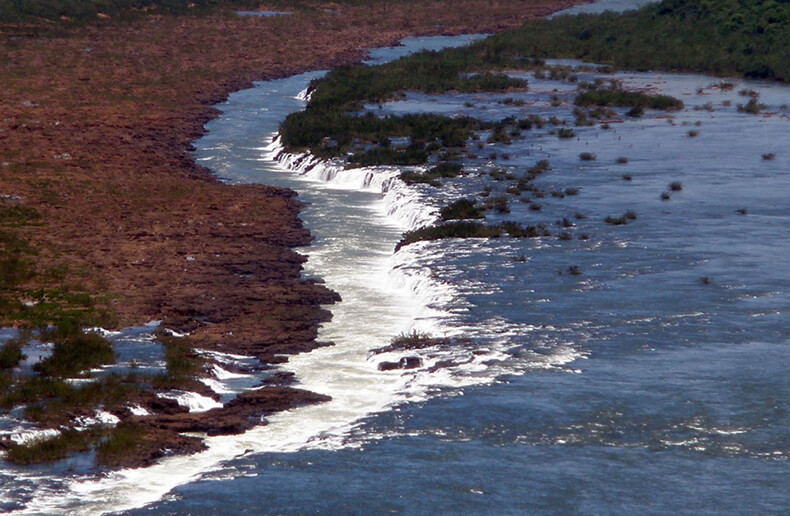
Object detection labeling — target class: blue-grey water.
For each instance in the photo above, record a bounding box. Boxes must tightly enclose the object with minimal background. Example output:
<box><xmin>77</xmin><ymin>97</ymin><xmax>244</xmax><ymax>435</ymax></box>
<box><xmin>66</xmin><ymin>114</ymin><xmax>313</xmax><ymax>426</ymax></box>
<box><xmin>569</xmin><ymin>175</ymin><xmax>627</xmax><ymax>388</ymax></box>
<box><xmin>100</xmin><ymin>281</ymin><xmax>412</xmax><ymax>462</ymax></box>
<box><xmin>138</xmin><ymin>16</ymin><xmax>789</xmax><ymax>516</ymax></box>
<box><xmin>3</xmin><ymin>0</ymin><xmax>790</xmax><ymax>513</ymax></box>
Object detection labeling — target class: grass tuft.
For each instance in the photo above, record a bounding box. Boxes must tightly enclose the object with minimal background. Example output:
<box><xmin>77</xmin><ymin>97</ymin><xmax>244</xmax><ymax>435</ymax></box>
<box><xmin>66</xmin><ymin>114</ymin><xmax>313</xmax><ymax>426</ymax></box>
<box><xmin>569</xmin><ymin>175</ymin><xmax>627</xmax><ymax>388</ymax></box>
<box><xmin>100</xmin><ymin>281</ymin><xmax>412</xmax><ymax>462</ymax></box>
<box><xmin>439</xmin><ymin>199</ymin><xmax>484</xmax><ymax>221</ymax></box>
<box><xmin>5</xmin><ymin>429</ymin><xmax>93</xmax><ymax>465</ymax></box>
<box><xmin>33</xmin><ymin>330</ymin><xmax>114</xmax><ymax>378</ymax></box>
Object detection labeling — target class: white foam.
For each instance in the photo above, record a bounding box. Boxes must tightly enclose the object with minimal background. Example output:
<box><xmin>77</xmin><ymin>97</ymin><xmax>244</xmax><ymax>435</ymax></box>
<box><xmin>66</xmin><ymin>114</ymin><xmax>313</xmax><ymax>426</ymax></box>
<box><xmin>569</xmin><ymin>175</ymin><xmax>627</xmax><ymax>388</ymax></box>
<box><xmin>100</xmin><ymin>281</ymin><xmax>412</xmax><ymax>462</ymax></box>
<box><xmin>196</xmin><ymin>349</ymin><xmax>254</xmax><ymax>363</ymax></box>
<box><xmin>266</xmin><ymin>137</ymin><xmax>437</xmax><ymax>230</ymax></box>
<box><xmin>157</xmin><ymin>391</ymin><xmax>223</xmax><ymax>413</ymax></box>
<box><xmin>295</xmin><ymin>85</ymin><xmax>313</xmax><ymax>102</ymax></box>
<box><xmin>209</xmin><ymin>364</ymin><xmax>247</xmax><ymax>381</ymax></box>
<box><xmin>74</xmin><ymin>411</ymin><xmax>120</xmax><ymax>430</ymax></box>
<box><xmin>86</xmin><ymin>327</ymin><xmax>121</xmax><ymax>337</ymax></box>
<box><xmin>4</xmin><ymin>428</ymin><xmax>61</xmax><ymax>446</ymax></box>
<box><xmin>162</xmin><ymin>328</ymin><xmax>190</xmax><ymax>338</ymax></box>
<box><xmin>128</xmin><ymin>405</ymin><xmax>150</xmax><ymax>417</ymax></box>
<box><xmin>263</xmin><ymin>134</ymin><xmax>584</xmax><ymax>400</ymax></box>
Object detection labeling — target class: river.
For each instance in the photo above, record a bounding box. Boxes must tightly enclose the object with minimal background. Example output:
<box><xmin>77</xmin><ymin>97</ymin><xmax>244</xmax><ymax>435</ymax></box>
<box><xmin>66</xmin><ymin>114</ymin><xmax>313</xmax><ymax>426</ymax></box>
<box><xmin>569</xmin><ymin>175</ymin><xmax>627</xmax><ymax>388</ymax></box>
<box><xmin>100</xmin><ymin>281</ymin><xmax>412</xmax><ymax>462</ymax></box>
<box><xmin>4</xmin><ymin>0</ymin><xmax>790</xmax><ymax>513</ymax></box>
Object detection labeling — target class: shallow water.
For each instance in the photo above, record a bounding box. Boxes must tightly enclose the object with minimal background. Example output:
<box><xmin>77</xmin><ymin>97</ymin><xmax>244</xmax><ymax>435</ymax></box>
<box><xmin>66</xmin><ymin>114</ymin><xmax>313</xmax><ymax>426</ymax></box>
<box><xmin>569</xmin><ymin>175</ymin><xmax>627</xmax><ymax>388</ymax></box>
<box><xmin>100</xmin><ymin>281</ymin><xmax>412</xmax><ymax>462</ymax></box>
<box><xmin>551</xmin><ymin>0</ymin><xmax>658</xmax><ymax>17</ymax></box>
<box><xmin>3</xmin><ymin>0</ymin><xmax>790</xmax><ymax>513</ymax></box>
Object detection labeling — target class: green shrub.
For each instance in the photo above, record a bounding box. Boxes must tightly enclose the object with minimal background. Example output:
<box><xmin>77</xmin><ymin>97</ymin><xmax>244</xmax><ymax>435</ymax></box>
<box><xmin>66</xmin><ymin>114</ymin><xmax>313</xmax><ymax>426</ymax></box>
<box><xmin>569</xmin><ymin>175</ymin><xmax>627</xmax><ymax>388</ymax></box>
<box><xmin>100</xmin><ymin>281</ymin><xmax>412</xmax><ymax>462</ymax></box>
<box><xmin>576</xmin><ymin>88</ymin><xmax>683</xmax><ymax>111</ymax></box>
<box><xmin>482</xmin><ymin>0</ymin><xmax>790</xmax><ymax>82</ymax></box>
<box><xmin>388</xmin><ymin>329</ymin><xmax>434</xmax><ymax>349</ymax></box>
<box><xmin>33</xmin><ymin>330</ymin><xmax>114</xmax><ymax>378</ymax></box>
<box><xmin>0</xmin><ymin>376</ymin><xmax>71</xmax><ymax>409</ymax></box>
<box><xmin>557</xmin><ymin>128</ymin><xmax>576</xmax><ymax>139</ymax></box>
<box><xmin>737</xmin><ymin>98</ymin><xmax>765</xmax><ymax>114</ymax></box>
<box><xmin>396</xmin><ymin>222</ymin><xmax>503</xmax><ymax>250</ymax></box>
<box><xmin>6</xmin><ymin>429</ymin><xmax>92</xmax><ymax>465</ymax></box>
<box><xmin>157</xmin><ymin>334</ymin><xmax>203</xmax><ymax>380</ymax></box>
<box><xmin>400</xmin><ymin>162</ymin><xmax>463</xmax><ymax>186</ymax></box>
<box><xmin>349</xmin><ymin>147</ymin><xmax>428</xmax><ymax>167</ymax></box>
<box><xmin>501</xmin><ymin>222</ymin><xmax>549</xmax><ymax>238</ymax></box>
<box><xmin>439</xmin><ymin>199</ymin><xmax>484</xmax><ymax>221</ymax></box>
<box><xmin>0</xmin><ymin>337</ymin><xmax>26</xmax><ymax>369</ymax></box>
<box><xmin>627</xmin><ymin>106</ymin><xmax>645</xmax><ymax>117</ymax></box>
<box><xmin>482</xmin><ymin>196</ymin><xmax>510</xmax><ymax>214</ymax></box>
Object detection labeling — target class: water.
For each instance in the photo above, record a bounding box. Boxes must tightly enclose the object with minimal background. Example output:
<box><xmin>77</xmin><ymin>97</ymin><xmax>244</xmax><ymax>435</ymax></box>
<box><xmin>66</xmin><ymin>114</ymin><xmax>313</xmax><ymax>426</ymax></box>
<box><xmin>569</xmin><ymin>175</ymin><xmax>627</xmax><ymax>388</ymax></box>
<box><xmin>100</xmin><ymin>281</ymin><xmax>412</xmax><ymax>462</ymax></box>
<box><xmin>145</xmin><ymin>35</ymin><xmax>790</xmax><ymax>516</ymax></box>
<box><xmin>5</xmin><ymin>0</ymin><xmax>790</xmax><ymax>513</ymax></box>
<box><xmin>550</xmin><ymin>0</ymin><xmax>658</xmax><ymax>17</ymax></box>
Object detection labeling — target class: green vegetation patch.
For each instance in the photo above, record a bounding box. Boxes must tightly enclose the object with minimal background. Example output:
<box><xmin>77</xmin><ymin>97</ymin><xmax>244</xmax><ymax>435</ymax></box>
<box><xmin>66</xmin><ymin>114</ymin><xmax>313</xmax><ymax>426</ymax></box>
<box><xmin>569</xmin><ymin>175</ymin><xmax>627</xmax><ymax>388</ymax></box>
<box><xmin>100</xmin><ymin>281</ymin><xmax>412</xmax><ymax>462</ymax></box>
<box><xmin>396</xmin><ymin>220</ymin><xmax>549</xmax><ymax>250</ymax></box>
<box><xmin>5</xmin><ymin>429</ymin><xmax>93</xmax><ymax>465</ymax></box>
<box><xmin>281</xmin><ymin>111</ymin><xmax>482</xmax><ymax>162</ymax></box>
<box><xmin>305</xmin><ymin>51</ymin><xmax>527</xmax><ymax>111</ymax></box>
<box><xmin>33</xmin><ymin>329</ymin><xmax>114</xmax><ymax>378</ymax></box>
<box><xmin>0</xmin><ymin>336</ymin><xmax>26</xmax><ymax>369</ymax></box>
<box><xmin>0</xmin><ymin>230</ymin><xmax>35</xmax><ymax>290</ymax></box>
<box><xmin>279</xmin><ymin>0</ymin><xmax>790</xmax><ymax>167</ymax></box>
<box><xmin>0</xmin><ymin>206</ymin><xmax>40</xmax><ymax>227</ymax></box>
<box><xmin>397</xmin><ymin>221</ymin><xmax>503</xmax><ymax>250</ymax></box>
<box><xmin>0</xmin><ymin>208</ymin><xmax>113</xmax><ymax>330</ymax></box>
<box><xmin>575</xmin><ymin>87</ymin><xmax>683</xmax><ymax>111</ymax></box>
<box><xmin>439</xmin><ymin>199</ymin><xmax>484</xmax><ymax>221</ymax></box>
<box><xmin>151</xmin><ymin>332</ymin><xmax>205</xmax><ymax>390</ymax></box>
<box><xmin>280</xmin><ymin>45</ymin><xmax>529</xmax><ymax>165</ymax></box>
<box><xmin>401</xmin><ymin>162</ymin><xmax>464</xmax><ymax>187</ymax></box>
<box><xmin>484</xmin><ymin>0</ymin><xmax>790</xmax><ymax>82</ymax></box>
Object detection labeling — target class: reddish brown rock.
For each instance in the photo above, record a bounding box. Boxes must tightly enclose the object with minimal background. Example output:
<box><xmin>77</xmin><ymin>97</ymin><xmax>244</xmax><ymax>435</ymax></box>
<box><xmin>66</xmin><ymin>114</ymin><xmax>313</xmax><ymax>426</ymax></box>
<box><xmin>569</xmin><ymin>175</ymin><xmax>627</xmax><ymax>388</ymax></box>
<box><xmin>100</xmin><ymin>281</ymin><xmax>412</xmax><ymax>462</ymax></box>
<box><xmin>146</xmin><ymin>387</ymin><xmax>331</xmax><ymax>436</ymax></box>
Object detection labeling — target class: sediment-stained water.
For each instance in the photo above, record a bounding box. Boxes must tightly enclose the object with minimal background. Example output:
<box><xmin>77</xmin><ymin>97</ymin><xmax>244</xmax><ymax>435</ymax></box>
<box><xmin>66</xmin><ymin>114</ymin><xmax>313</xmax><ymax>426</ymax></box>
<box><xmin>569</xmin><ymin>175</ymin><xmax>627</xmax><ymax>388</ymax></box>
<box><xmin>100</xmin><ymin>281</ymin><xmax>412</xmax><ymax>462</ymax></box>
<box><xmin>4</xmin><ymin>0</ymin><xmax>790</xmax><ymax>513</ymax></box>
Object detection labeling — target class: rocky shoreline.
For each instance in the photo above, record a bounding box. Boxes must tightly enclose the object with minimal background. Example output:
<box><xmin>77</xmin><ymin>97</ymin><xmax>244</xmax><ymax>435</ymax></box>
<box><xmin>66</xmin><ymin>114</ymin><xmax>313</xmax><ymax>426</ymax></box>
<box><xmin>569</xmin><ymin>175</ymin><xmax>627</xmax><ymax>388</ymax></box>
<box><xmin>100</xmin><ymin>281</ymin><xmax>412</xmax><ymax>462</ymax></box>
<box><xmin>0</xmin><ymin>0</ymin><xmax>586</xmax><ymax>467</ymax></box>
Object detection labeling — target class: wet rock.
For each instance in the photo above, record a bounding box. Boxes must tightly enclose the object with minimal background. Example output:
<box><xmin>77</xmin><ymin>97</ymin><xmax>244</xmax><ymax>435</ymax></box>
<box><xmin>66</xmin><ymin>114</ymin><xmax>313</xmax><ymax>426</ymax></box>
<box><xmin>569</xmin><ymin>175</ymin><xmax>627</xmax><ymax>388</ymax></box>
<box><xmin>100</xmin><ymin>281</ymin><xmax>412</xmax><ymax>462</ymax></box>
<box><xmin>148</xmin><ymin>397</ymin><xmax>189</xmax><ymax>415</ymax></box>
<box><xmin>147</xmin><ymin>387</ymin><xmax>330</xmax><ymax>436</ymax></box>
<box><xmin>98</xmin><ymin>429</ymin><xmax>207</xmax><ymax>469</ymax></box>
<box><xmin>378</xmin><ymin>356</ymin><xmax>422</xmax><ymax>371</ymax></box>
<box><xmin>263</xmin><ymin>371</ymin><xmax>297</xmax><ymax>386</ymax></box>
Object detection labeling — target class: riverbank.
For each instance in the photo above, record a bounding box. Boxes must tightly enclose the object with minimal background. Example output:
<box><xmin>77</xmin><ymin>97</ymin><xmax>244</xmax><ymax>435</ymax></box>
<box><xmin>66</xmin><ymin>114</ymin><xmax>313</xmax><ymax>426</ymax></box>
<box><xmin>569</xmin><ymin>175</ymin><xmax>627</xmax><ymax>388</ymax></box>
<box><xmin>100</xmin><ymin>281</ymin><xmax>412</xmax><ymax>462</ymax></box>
<box><xmin>0</xmin><ymin>0</ymin><xmax>587</xmax><ymax>467</ymax></box>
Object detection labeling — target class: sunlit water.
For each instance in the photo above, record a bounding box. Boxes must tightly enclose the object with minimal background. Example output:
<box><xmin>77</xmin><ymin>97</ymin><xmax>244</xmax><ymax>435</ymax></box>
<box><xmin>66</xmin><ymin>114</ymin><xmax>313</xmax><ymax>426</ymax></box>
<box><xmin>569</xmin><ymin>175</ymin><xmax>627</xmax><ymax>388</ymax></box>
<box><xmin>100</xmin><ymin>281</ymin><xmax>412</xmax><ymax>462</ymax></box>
<box><xmin>3</xmin><ymin>0</ymin><xmax>790</xmax><ymax>513</ymax></box>
<box><xmin>139</xmin><ymin>41</ymin><xmax>790</xmax><ymax>516</ymax></box>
